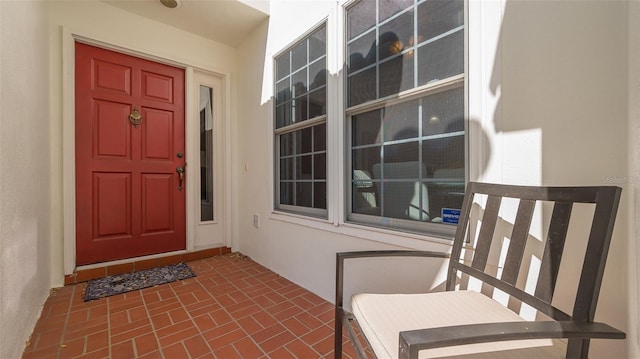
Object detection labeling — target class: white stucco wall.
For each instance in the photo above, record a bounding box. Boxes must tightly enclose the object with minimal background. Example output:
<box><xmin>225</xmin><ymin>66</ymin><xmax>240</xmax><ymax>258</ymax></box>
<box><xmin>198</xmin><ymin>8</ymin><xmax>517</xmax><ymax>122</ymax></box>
<box><xmin>0</xmin><ymin>1</ymin><xmax>52</xmax><ymax>358</ymax></box>
<box><xmin>236</xmin><ymin>0</ymin><xmax>635</xmax><ymax>357</ymax></box>
<box><xmin>493</xmin><ymin>2</ymin><xmax>629</xmax><ymax>357</ymax></box>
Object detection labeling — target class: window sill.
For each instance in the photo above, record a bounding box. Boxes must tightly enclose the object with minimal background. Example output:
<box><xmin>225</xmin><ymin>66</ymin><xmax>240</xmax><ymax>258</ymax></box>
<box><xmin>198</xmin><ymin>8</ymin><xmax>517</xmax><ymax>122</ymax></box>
<box><xmin>269</xmin><ymin>210</ymin><xmax>455</xmax><ymax>251</ymax></box>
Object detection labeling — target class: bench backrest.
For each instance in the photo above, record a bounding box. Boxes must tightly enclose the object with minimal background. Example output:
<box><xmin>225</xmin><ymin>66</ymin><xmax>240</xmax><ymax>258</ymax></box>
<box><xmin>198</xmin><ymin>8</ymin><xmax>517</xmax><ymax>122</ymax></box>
<box><xmin>447</xmin><ymin>182</ymin><xmax>621</xmax><ymax>354</ymax></box>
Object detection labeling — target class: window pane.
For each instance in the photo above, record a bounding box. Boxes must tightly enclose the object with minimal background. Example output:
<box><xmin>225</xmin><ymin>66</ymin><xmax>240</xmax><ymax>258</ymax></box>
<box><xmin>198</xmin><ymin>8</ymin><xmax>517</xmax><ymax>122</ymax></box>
<box><xmin>308</xmin><ymin>88</ymin><xmax>326</xmax><ymax>119</ymax></box>
<box><xmin>297</xmin><ymin>182</ymin><xmax>313</xmax><ymax>207</ymax></box>
<box><xmin>280</xmin><ymin>132</ymin><xmax>294</xmax><ymax>156</ymax></box>
<box><xmin>314</xmin><ymin>182</ymin><xmax>327</xmax><ymax>209</ymax></box>
<box><xmin>383</xmin><ymin>141</ymin><xmax>419</xmax><ymax>164</ymax></box>
<box><xmin>275</xmin><ymin>53</ymin><xmax>290</xmax><ymax>81</ymax></box>
<box><xmin>417</xmin><ymin>30</ymin><xmax>464</xmax><ymax>85</ymax></box>
<box><xmin>422</xmin><ymin>86</ymin><xmax>464</xmax><ymax>137</ymax></box>
<box><xmin>352</xmin><ymin>181</ymin><xmax>380</xmax><ymax>215</ymax></box>
<box><xmin>353</xmin><ymin>146</ymin><xmax>381</xmax><ymax>177</ymax></box>
<box><xmin>280</xmin><ymin>182</ymin><xmax>294</xmax><ymax>205</ymax></box>
<box><xmin>309</xmin><ymin>28</ymin><xmax>326</xmax><ymax>61</ymax></box>
<box><xmin>291</xmin><ymin>40</ymin><xmax>307</xmax><ymax>72</ymax></box>
<box><xmin>352</xmin><ymin>110</ymin><xmax>382</xmax><ymax>146</ymax></box>
<box><xmin>379</xmin><ymin>0</ymin><xmax>413</xmax><ymax>22</ymax></box>
<box><xmin>379</xmin><ymin>55</ymin><xmax>414</xmax><ymax>98</ymax></box>
<box><xmin>300</xmin><ymin>127</ymin><xmax>312</xmax><ymax>154</ymax></box>
<box><xmin>418</xmin><ymin>0</ymin><xmax>464</xmax><ymax>41</ymax></box>
<box><xmin>200</xmin><ymin>85</ymin><xmax>214</xmax><ymax>222</ymax></box>
<box><xmin>348</xmin><ymin>31</ymin><xmax>376</xmax><ymax>74</ymax></box>
<box><xmin>292</xmin><ymin>68</ymin><xmax>307</xmax><ymax>98</ymax></box>
<box><xmin>379</xmin><ymin>10</ymin><xmax>413</xmax><ymax>61</ymax></box>
<box><xmin>314</xmin><ymin>153</ymin><xmax>326</xmax><ymax>180</ymax></box>
<box><xmin>423</xmin><ymin>133</ymin><xmax>465</xmax><ymax>221</ymax></box>
<box><xmin>347</xmin><ymin>0</ymin><xmax>376</xmax><ymax>40</ymax></box>
<box><xmin>280</xmin><ymin>157</ymin><xmax>294</xmax><ymax>180</ymax></box>
<box><xmin>427</xmin><ymin>179</ymin><xmax>464</xmax><ymax>221</ymax></box>
<box><xmin>297</xmin><ymin>155</ymin><xmax>312</xmax><ymax>179</ymax></box>
<box><xmin>293</xmin><ymin>95</ymin><xmax>308</xmax><ymax>123</ymax></box>
<box><xmin>349</xmin><ymin>67</ymin><xmax>377</xmax><ymax>106</ymax></box>
<box><xmin>276</xmin><ymin>78</ymin><xmax>290</xmax><ymax>105</ymax></box>
<box><xmin>276</xmin><ymin>102</ymin><xmax>292</xmax><ymax>129</ymax></box>
<box><xmin>422</xmin><ymin>135</ymin><xmax>465</xmax><ymax>175</ymax></box>
<box><xmin>383</xmin><ymin>99</ymin><xmax>419</xmax><ymax>141</ymax></box>
<box><xmin>382</xmin><ymin>181</ymin><xmax>424</xmax><ymax>219</ymax></box>
<box><xmin>309</xmin><ymin>60</ymin><xmax>326</xmax><ymax>90</ymax></box>
<box><xmin>313</xmin><ymin>124</ymin><xmax>326</xmax><ymax>152</ymax></box>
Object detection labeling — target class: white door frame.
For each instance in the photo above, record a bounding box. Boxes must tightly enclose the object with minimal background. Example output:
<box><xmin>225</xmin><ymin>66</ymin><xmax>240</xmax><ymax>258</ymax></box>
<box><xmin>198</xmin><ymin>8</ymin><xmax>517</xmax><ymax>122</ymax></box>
<box><xmin>61</xmin><ymin>27</ymin><xmax>232</xmax><ymax>274</ymax></box>
<box><xmin>190</xmin><ymin>70</ymin><xmax>229</xmax><ymax>249</ymax></box>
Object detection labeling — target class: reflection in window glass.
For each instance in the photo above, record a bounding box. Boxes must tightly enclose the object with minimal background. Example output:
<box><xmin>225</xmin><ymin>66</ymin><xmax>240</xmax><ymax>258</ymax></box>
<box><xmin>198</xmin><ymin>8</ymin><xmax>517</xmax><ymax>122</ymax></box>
<box><xmin>346</xmin><ymin>0</ymin><xmax>465</xmax><ymax>106</ymax></box>
<box><xmin>200</xmin><ymin>85</ymin><xmax>214</xmax><ymax>222</ymax></box>
<box><xmin>274</xmin><ymin>24</ymin><xmax>328</xmax><ymax>217</ymax></box>
<box><xmin>350</xmin><ymin>90</ymin><xmax>465</xmax><ymax>227</ymax></box>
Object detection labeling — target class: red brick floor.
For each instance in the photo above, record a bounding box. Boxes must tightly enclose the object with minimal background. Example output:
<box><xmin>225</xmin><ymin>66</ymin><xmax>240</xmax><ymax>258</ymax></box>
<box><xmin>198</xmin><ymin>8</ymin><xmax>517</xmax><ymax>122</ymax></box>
<box><xmin>22</xmin><ymin>253</ymin><xmax>363</xmax><ymax>359</ymax></box>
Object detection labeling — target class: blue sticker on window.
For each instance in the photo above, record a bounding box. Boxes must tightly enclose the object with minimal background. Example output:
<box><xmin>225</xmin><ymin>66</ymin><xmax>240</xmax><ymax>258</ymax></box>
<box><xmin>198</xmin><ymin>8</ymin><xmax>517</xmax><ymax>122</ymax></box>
<box><xmin>441</xmin><ymin>208</ymin><xmax>461</xmax><ymax>225</ymax></box>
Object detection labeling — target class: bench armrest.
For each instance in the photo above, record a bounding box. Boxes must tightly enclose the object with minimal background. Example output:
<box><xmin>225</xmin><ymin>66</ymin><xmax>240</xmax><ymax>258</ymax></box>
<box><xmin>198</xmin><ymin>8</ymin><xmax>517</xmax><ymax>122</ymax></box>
<box><xmin>335</xmin><ymin>250</ymin><xmax>450</xmax><ymax>308</ymax></box>
<box><xmin>398</xmin><ymin>320</ymin><xmax>626</xmax><ymax>359</ymax></box>
<box><xmin>334</xmin><ymin>250</ymin><xmax>451</xmax><ymax>359</ymax></box>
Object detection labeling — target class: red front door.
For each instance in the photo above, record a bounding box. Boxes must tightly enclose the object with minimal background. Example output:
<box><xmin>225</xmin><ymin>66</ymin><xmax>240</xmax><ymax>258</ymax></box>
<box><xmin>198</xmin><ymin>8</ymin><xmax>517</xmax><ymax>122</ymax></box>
<box><xmin>75</xmin><ymin>43</ymin><xmax>186</xmax><ymax>265</ymax></box>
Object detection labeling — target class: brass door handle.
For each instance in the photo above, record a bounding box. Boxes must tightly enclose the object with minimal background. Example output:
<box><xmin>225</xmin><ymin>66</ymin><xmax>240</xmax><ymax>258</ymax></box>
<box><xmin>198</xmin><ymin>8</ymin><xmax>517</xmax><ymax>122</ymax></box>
<box><xmin>176</xmin><ymin>166</ymin><xmax>184</xmax><ymax>190</ymax></box>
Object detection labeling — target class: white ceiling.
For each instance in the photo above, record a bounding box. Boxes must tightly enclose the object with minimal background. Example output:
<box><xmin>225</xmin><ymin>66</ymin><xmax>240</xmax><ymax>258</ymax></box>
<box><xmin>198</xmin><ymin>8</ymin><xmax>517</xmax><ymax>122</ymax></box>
<box><xmin>100</xmin><ymin>0</ymin><xmax>269</xmax><ymax>48</ymax></box>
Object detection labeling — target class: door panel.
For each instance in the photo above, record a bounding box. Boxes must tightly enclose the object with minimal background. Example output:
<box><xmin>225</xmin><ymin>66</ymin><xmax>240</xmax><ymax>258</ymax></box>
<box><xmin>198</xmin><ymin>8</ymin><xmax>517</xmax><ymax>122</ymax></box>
<box><xmin>94</xmin><ymin>173</ymin><xmax>132</xmax><ymax>237</ymax></box>
<box><xmin>142</xmin><ymin>108</ymin><xmax>173</xmax><ymax>160</ymax></box>
<box><xmin>142</xmin><ymin>173</ymin><xmax>174</xmax><ymax>233</ymax></box>
<box><xmin>94</xmin><ymin>60</ymin><xmax>132</xmax><ymax>94</ymax></box>
<box><xmin>76</xmin><ymin>42</ymin><xmax>185</xmax><ymax>265</ymax></box>
<box><xmin>95</xmin><ymin>101</ymin><xmax>131</xmax><ymax>158</ymax></box>
<box><xmin>141</xmin><ymin>71</ymin><xmax>174</xmax><ymax>103</ymax></box>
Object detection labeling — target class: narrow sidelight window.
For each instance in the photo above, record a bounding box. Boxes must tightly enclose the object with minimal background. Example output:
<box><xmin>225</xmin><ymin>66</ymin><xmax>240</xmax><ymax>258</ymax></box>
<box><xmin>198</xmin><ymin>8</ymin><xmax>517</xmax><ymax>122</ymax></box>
<box><xmin>200</xmin><ymin>85</ymin><xmax>214</xmax><ymax>221</ymax></box>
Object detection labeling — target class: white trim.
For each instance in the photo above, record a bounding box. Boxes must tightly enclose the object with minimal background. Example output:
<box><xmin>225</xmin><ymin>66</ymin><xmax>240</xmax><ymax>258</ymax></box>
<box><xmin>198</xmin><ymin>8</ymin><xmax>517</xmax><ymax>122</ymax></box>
<box><xmin>223</xmin><ymin>72</ymin><xmax>233</xmax><ymax>250</ymax></box>
<box><xmin>61</xmin><ymin>26</ymin><xmax>232</xmax><ymax>274</ymax></box>
<box><xmin>270</xmin><ymin>209</ymin><xmax>454</xmax><ymax>250</ymax></box>
<box><xmin>272</xmin><ymin>19</ymin><xmax>330</xmax><ymax>218</ymax></box>
<box><xmin>330</xmin><ymin>2</ymin><xmax>344</xmax><ymax>227</ymax></box>
<box><xmin>185</xmin><ymin>67</ymin><xmax>195</xmax><ymax>252</ymax></box>
<box><xmin>345</xmin><ymin>75</ymin><xmax>465</xmax><ymax>116</ymax></box>
<box><xmin>191</xmin><ymin>70</ymin><xmax>230</xmax><ymax>249</ymax></box>
<box><xmin>62</xmin><ymin>27</ymin><xmax>76</xmax><ymax>275</ymax></box>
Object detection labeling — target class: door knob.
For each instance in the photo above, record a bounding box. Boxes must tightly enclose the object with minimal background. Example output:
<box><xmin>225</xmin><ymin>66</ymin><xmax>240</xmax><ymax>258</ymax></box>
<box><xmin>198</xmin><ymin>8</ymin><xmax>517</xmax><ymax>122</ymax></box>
<box><xmin>176</xmin><ymin>166</ymin><xmax>185</xmax><ymax>190</ymax></box>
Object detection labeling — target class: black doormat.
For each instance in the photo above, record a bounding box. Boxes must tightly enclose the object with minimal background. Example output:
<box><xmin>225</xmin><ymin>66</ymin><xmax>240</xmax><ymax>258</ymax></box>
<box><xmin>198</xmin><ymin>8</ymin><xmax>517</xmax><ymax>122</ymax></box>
<box><xmin>84</xmin><ymin>262</ymin><xmax>196</xmax><ymax>301</ymax></box>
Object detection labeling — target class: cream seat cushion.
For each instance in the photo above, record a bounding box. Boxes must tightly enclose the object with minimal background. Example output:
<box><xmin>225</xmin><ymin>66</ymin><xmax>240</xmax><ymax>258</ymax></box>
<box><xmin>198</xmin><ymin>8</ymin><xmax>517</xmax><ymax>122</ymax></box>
<box><xmin>351</xmin><ymin>290</ymin><xmax>566</xmax><ymax>359</ymax></box>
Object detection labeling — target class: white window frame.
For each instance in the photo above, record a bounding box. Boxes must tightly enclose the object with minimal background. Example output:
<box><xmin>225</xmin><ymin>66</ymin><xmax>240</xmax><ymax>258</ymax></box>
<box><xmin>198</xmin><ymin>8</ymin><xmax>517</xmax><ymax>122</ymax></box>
<box><xmin>343</xmin><ymin>0</ymin><xmax>468</xmax><ymax>238</ymax></box>
<box><xmin>273</xmin><ymin>22</ymin><xmax>329</xmax><ymax>219</ymax></box>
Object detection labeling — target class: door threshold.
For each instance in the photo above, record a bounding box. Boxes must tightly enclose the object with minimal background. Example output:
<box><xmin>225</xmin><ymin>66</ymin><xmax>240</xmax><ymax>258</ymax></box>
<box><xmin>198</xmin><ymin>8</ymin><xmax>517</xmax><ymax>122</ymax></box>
<box><xmin>64</xmin><ymin>246</ymin><xmax>231</xmax><ymax>285</ymax></box>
